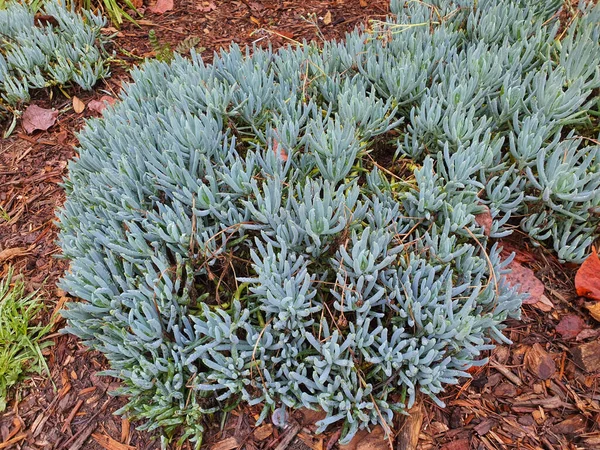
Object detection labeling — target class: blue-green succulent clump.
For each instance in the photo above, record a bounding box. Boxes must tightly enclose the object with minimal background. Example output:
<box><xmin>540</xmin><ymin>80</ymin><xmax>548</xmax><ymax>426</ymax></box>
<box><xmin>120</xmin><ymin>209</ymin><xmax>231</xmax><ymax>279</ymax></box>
<box><xmin>0</xmin><ymin>0</ymin><xmax>110</xmax><ymax>120</ymax></box>
<box><xmin>58</xmin><ymin>0</ymin><xmax>600</xmax><ymax>446</ymax></box>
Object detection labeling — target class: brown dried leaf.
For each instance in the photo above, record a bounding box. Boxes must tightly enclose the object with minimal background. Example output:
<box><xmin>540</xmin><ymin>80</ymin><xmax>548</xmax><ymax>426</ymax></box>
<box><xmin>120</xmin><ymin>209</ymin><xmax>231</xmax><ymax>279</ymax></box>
<box><xmin>524</xmin><ymin>343</ymin><xmax>556</xmax><ymax>380</ymax></box>
<box><xmin>359</xmin><ymin>0</ymin><xmax>367</xmax><ymax>6</ymax></box>
<box><xmin>148</xmin><ymin>0</ymin><xmax>173</xmax><ymax>14</ymax></box>
<box><xmin>323</xmin><ymin>11</ymin><xmax>332</xmax><ymax>25</ymax></box>
<box><xmin>575</xmin><ymin>249</ymin><xmax>600</xmax><ymax>301</ymax></box>
<box><xmin>72</xmin><ymin>96</ymin><xmax>85</xmax><ymax>114</ymax></box>
<box><xmin>22</xmin><ymin>105</ymin><xmax>58</xmax><ymax>134</ymax></box>
<box><xmin>504</xmin><ymin>261</ymin><xmax>545</xmax><ymax>304</ymax></box>
<box><xmin>555</xmin><ymin>314</ymin><xmax>585</xmax><ymax>340</ymax></box>
<box><xmin>585</xmin><ymin>302</ymin><xmax>600</xmax><ymax>322</ymax></box>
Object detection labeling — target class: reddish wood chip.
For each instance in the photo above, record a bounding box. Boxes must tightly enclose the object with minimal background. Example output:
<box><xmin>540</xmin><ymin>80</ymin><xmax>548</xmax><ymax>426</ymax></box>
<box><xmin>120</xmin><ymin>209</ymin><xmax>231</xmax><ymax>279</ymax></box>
<box><xmin>553</xmin><ymin>415</ymin><xmax>586</xmax><ymax>435</ymax></box>
<box><xmin>575</xmin><ymin>250</ymin><xmax>600</xmax><ymax>301</ymax></box>
<box><xmin>440</xmin><ymin>439</ymin><xmax>470</xmax><ymax>450</ymax></box>
<box><xmin>524</xmin><ymin>343</ymin><xmax>556</xmax><ymax>380</ymax></box>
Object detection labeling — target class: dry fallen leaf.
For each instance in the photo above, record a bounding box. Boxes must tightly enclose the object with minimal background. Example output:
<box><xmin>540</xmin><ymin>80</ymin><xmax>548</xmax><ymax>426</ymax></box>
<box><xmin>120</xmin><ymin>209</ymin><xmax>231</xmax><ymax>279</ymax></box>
<box><xmin>148</xmin><ymin>0</ymin><xmax>173</xmax><ymax>14</ymax></box>
<box><xmin>556</xmin><ymin>314</ymin><xmax>585</xmax><ymax>340</ymax></box>
<box><xmin>72</xmin><ymin>96</ymin><xmax>85</xmax><ymax>114</ymax></box>
<box><xmin>524</xmin><ymin>343</ymin><xmax>556</xmax><ymax>380</ymax></box>
<box><xmin>585</xmin><ymin>302</ymin><xmax>600</xmax><ymax>322</ymax></box>
<box><xmin>575</xmin><ymin>249</ymin><xmax>600</xmax><ymax>301</ymax></box>
<box><xmin>88</xmin><ymin>96</ymin><xmax>117</xmax><ymax>114</ymax></box>
<box><xmin>323</xmin><ymin>11</ymin><xmax>332</xmax><ymax>25</ymax></box>
<box><xmin>22</xmin><ymin>104</ymin><xmax>58</xmax><ymax>134</ymax></box>
<box><xmin>359</xmin><ymin>0</ymin><xmax>367</xmax><ymax>6</ymax></box>
<box><xmin>532</xmin><ymin>294</ymin><xmax>554</xmax><ymax>312</ymax></box>
<box><xmin>504</xmin><ymin>260</ymin><xmax>545</xmax><ymax>304</ymax></box>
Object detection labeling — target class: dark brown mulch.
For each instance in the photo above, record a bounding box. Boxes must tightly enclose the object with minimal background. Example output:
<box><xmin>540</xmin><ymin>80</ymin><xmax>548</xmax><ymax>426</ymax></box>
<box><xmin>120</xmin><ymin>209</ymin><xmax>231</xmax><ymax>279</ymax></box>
<box><xmin>1</xmin><ymin>1</ymin><xmax>600</xmax><ymax>449</ymax></box>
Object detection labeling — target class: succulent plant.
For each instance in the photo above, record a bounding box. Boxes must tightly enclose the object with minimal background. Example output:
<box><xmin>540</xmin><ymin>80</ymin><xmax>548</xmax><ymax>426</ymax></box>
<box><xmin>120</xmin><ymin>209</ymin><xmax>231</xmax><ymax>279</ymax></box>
<box><xmin>57</xmin><ymin>0</ymin><xmax>600</xmax><ymax>447</ymax></box>
<box><xmin>0</xmin><ymin>0</ymin><xmax>110</xmax><ymax>121</ymax></box>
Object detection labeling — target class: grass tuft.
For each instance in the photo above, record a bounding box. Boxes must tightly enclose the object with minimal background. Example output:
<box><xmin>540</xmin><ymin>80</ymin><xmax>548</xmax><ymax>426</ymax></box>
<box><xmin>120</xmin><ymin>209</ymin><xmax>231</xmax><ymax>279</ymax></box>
<box><xmin>0</xmin><ymin>267</ymin><xmax>52</xmax><ymax>412</ymax></box>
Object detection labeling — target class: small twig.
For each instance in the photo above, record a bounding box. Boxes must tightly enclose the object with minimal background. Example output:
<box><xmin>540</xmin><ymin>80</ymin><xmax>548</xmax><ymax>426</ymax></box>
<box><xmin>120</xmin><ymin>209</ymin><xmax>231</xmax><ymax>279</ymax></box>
<box><xmin>489</xmin><ymin>361</ymin><xmax>523</xmax><ymax>386</ymax></box>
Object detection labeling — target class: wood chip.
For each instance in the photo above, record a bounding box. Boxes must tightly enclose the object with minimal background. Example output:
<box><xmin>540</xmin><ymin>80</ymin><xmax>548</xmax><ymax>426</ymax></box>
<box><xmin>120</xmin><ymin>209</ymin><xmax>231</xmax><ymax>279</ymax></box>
<box><xmin>524</xmin><ymin>343</ymin><xmax>556</xmax><ymax>380</ymax></box>
<box><xmin>513</xmin><ymin>395</ymin><xmax>567</xmax><ymax>409</ymax></box>
<box><xmin>490</xmin><ymin>361</ymin><xmax>522</xmax><ymax>386</ymax></box>
<box><xmin>91</xmin><ymin>433</ymin><xmax>136</xmax><ymax>450</ymax></box>
<box><xmin>0</xmin><ymin>434</ymin><xmax>26</xmax><ymax>449</ymax></box>
<box><xmin>440</xmin><ymin>438</ymin><xmax>470</xmax><ymax>450</ymax></box>
<box><xmin>210</xmin><ymin>437</ymin><xmax>239</xmax><ymax>450</ymax></box>
<box><xmin>396</xmin><ymin>400</ymin><xmax>424</xmax><ymax>450</ymax></box>
<box><xmin>474</xmin><ymin>419</ymin><xmax>496</xmax><ymax>436</ymax></box>
<box><xmin>553</xmin><ymin>415</ymin><xmax>586</xmax><ymax>435</ymax></box>
<box><xmin>0</xmin><ymin>247</ymin><xmax>31</xmax><ymax>263</ymax></box>
<box><xmin>253</xmin><ymin>424</ymin><xmax>273</xmax><ymax>441</ymax></box>
<box><xmin>571</xmin><ymin>340</ymin><xmax>600</xmax><ymax>373</ymax></box>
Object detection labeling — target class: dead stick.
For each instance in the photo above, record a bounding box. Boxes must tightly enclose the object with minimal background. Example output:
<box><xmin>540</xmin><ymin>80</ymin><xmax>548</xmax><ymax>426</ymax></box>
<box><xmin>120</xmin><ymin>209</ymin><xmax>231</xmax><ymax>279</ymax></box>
<box><xmin>61</xmin><ymin>399</ymin><xmax>84</xmax><ymax>433</ymax></box>
<box><xmin>490</xmin><ymin>361</ymin><xmax>522</xmax><ymax>386</ymax></box>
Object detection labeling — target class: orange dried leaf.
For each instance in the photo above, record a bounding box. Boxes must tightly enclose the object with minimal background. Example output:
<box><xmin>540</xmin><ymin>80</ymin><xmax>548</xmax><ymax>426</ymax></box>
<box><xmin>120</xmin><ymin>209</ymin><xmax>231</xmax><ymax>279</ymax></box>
<box><xmin>575</xmin><ymin>250</ymin><xmax>600</xmax><ymax>301</ymax></box>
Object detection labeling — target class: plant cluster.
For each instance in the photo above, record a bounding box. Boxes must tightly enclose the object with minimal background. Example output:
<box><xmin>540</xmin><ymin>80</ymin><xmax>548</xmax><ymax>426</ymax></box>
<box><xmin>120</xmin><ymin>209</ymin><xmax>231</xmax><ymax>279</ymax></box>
<box><xmin>0</xmin><ymin>268</ymin><xmax>52</xmax><ymax>412</ymax></box>
<box><xmin>58</xmin><ymin>0</ymin><xmax>600</xmax><ymax>447</ymax></box>
<box><xmin>0</xmin><ymin>0</ymin><xmax>110</xmax><ymax>122</ymax></box>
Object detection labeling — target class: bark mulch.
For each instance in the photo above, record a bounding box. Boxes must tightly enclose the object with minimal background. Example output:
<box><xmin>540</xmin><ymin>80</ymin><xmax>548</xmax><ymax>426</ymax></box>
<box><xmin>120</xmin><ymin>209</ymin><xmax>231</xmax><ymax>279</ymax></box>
<box><xmin>1</xmin><ymin>1</ymin><xmax>599</xmax><ymax>449</ymax></box>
